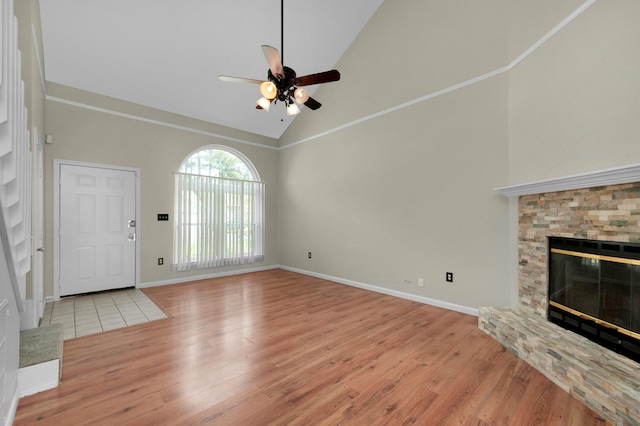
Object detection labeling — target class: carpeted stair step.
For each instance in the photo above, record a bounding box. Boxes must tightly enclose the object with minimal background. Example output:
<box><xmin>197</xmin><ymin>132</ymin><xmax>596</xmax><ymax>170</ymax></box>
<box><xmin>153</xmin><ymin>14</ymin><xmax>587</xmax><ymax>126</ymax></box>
<box><xmin>18</xmin><ymin>323</ymin><xmax>64</xmax><ymax>396</ymax></box>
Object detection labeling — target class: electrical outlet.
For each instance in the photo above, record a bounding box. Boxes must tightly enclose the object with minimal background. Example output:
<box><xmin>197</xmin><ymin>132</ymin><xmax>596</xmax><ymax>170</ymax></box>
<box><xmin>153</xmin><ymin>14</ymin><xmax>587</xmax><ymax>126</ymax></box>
<box><xmin>418</xmin><ymin>278</ymin><xmax>424</xmax><ymax>287</ymax></box>
<box><xmin>308</xmin><ymin>252</ymin><xmax>312</xmax><ymax>259</ymax></box>
<box><xmin>446</xmin><ymin>272</ymin><xmax>453</xmax><ymax>283</ymax></box>
<box><xmin>158</xmin><ymin>257</ymin><xmax>164</xmax><ymax>265</ymax></box>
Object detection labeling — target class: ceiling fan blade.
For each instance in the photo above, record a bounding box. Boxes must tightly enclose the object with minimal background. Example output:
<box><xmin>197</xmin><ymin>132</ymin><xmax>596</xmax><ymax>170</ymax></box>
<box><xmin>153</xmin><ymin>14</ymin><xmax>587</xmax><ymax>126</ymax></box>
<box><xmin>261</xmin><ymin>45</ymin><xmax>284</xmax><ymax>79</ymax></box>
<box><xmin>219</xmin><ymin>75</ymin><xmax>263</xmax><ymax>85</ymax></box>
<box><xmin>296</xmin><ymin>70</ymin><xmax>341</xmax><ymax>86</ymax></box>
<box><xmin>304</xmin><ymin>97</ymin><xmax>322</xmax><ymax>110</ymax></box>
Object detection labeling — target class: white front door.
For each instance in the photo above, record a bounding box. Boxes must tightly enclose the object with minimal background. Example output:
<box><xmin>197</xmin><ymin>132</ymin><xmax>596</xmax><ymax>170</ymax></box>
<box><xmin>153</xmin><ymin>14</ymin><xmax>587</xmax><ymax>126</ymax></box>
<box><xmin>59</xmin><ymin>164</ymin><xmax>137</xmax><ymax>296</ymax></box>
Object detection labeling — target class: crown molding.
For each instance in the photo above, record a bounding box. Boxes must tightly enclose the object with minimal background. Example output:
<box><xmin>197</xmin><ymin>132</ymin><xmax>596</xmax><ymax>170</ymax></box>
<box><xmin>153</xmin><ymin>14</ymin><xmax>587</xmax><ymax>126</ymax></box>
<box><xmin>46</xmin><ymin>96</ymin><xmax>279</xmax><ymax>151</ymax></box>
<box><xmin>494</xmin><ymin>163</ymin><xmax>640</xmax><ymax>197</ymax></box>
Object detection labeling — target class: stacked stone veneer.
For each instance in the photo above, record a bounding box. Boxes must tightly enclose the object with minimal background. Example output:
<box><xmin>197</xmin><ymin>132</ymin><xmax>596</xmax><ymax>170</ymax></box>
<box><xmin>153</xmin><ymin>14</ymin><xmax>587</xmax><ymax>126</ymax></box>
<box><xmin>479</xmin><ymin>182</ymin><xmax>640</xmax><ymax>426</ymax></box>
<box><xmin>519</xmin><ymin>182</ymin><xmax>640</xmax><ymax>317</ymax></box>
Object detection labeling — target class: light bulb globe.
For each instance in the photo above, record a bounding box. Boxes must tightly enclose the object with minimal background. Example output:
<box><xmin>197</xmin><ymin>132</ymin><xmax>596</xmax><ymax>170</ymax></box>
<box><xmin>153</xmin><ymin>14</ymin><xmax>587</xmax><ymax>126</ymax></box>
<box><xmin>256</xmin><ymin>97</ymin><xmax>271</xmax><ymax>111</ymax></box>
<box><xmin>260</xmin><ymin>81</ymin><xmax>277</xmax><ymax>100</ymax></box>
<box><xmin>294</xmin><ymin>88</ymin><xmax>309</xmax><ymax>104</ymax></box>
<box><xmin>286</xmin><ymin>103</ymin><xmax>301</xmax><ymax>116</ymax></box>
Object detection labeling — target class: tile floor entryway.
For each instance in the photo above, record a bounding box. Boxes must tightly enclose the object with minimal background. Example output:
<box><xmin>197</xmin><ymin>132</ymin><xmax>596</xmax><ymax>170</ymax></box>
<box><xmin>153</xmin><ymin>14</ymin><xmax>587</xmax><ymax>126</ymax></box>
<box><xmin>42</xmin><ymin>288</ymin><xmax>168</xmax><ymax>340</ymax></box>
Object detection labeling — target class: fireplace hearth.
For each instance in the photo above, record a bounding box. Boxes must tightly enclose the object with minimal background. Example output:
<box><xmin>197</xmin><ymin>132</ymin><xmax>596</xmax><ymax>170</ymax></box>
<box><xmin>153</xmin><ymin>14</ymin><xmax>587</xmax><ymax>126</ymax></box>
<box><xmin>548</xmin><ymin>237</ymin><xmax>640</xmax><ymax>362</ymax></box>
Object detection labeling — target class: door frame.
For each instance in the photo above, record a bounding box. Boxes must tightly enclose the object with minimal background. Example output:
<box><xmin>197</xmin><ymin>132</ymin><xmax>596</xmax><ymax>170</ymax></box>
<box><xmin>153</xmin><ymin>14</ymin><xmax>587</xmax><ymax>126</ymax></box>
<box><xmin>53</xmin><ymin>159</ymin><xmax>141</xmax><ymax>300</ymax></box>
<box><xmin>32</xmin><ymin>128</ymin><xmax>44</xmax><ymax>322</ymax></box>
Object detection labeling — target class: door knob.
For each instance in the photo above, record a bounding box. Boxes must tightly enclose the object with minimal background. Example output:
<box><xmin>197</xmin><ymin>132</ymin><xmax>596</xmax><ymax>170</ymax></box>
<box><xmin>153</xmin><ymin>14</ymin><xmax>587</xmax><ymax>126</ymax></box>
<box><xmin>128</xmin><ymin>233</ymin><xmax>136</xmax><ymax>241</ymax></box>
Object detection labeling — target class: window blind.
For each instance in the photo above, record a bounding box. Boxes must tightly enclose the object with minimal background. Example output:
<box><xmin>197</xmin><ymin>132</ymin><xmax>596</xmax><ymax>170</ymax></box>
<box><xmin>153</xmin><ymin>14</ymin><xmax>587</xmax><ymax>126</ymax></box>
<box><xmin>174</xmin><ymin>173</ymin><xmax>265</xmax><ymax>271</ymax></box>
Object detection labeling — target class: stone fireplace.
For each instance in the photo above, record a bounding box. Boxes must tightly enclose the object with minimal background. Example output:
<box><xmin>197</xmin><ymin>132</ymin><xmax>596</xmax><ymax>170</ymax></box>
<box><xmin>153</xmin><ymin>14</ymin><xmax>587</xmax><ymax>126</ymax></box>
<box><xmin>479</xmin><ymin>165</ymin><xmax>640</xmax><ymax>426</ymax></box>
<box><xmin>517</xmin><ymin>182</ymin><xmax>640</xmax><ymax>318</ymax></box>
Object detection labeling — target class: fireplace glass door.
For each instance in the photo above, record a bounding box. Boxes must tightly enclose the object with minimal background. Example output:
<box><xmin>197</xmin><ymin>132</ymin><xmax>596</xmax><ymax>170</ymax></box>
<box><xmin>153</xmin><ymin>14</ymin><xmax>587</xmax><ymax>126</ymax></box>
<box><xmin>548</xmin><ymin>237</ymin><xmax>640</xmax><ymax>362</ymax></box>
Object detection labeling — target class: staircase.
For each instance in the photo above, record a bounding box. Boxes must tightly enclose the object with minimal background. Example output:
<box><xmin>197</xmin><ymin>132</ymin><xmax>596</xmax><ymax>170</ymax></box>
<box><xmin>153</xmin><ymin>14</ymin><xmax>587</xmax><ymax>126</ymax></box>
<box><xmin>1</xmin><ymin>0</ymin><xmax>38</xmax><ymax>422</ymax></box>
<box><xmin>1</xmin><ymin>0</ymin><xmax>32</xmax><ymax>311</ymax></box>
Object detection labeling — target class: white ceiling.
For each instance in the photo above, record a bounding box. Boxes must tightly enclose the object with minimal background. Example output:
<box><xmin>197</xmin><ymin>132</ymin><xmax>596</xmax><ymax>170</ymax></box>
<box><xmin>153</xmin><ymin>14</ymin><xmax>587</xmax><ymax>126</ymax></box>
<box><xmin>39</xmin><ymin>0</ymin><xmax>385</xmax><ymax>140</ymax></box>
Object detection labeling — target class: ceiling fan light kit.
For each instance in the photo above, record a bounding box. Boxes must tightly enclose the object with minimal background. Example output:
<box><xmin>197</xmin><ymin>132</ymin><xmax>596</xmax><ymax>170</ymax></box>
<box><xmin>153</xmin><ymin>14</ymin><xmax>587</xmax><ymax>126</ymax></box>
<box><xmin>219</xmin><ymin>0</ymin><xmax>340</xmax><ymax>116</ymax></box>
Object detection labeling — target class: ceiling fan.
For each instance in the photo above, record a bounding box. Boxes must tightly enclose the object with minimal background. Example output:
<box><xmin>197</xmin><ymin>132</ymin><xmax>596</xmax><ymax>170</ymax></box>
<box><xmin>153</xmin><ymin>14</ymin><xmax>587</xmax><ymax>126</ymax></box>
<box><xmin>218</xmin><ymin>0</ymin><xmax>340</xmax><ymax>116</ymax></box>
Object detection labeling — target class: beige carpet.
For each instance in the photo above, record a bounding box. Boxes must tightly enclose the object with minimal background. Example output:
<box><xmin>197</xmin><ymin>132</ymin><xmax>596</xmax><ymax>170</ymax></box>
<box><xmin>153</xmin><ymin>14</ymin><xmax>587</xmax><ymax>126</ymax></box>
<box><xmin>19</xmin><ymin>323</ymin><xmax>64</xmax><ymax>379</ymax></box>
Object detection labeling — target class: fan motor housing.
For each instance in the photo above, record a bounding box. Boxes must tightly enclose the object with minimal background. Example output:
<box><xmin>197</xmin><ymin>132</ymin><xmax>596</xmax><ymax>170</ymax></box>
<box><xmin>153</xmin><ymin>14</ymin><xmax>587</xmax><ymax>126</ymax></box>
<box><xmin>268</xmin><ymin>66</ymin><xmax>299</xmax><ymax>101</ymax></box>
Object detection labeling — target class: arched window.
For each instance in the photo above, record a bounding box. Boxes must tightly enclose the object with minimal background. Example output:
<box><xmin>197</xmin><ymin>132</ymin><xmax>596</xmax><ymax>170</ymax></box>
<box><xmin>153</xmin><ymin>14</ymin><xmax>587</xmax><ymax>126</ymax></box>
<box><xmin>173</xmin><ymin>146</ymin><xmax>265</xmax><ymax>271</ymax></box>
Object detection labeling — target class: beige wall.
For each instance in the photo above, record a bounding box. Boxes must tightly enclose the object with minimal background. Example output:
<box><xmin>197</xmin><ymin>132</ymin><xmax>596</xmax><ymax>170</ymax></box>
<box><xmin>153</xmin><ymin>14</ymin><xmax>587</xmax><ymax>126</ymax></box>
<box><xmin>507</xmin><ymin>0</ymin><xmax>586</xmax><ymax>63</ymax></box>
<box><xmin>277</xmin><ymin>0</ymin><xmax>640</xmax><ymax>310</ymax></box>
<box><xmin>508</xmin><ymin>0</ymin><xmax>640</xmax><ymax>184</ymax></box>
<box><xmin>278</xmin><ymin>0</ymin><xmax>512</xmax><ymax>309</ymax></box>
<box><xmin>279</xmin><ymin>78</ymin><xmax>510</xmax><ymax>309</ymax></box>
<box><xmin>15</xmin><ymin>0</ymin><xmax>46</xmax><ymax>134</ymax></box>
<box><xmin>43</xmin><ymin>85</ymin><xmax>280</xmax><ymax>296</ymax></box>
<box><xmin>281</xmin><ymin>0</ymin><xmax>509</xmax><ymax>145</ymax></box>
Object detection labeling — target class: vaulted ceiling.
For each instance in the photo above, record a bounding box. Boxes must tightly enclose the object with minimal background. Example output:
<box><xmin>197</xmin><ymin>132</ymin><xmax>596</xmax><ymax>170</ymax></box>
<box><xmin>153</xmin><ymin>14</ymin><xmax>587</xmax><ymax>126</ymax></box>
<box><xmin>39</xmin><ymin>0</ymin><xmax>385</xmax><ymax>139</ymax></box>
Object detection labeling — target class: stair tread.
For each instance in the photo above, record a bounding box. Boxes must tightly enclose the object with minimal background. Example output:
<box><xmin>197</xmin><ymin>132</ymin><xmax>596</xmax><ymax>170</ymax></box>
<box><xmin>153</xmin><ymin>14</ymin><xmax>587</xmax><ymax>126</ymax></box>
<box><xmin>20</xmin><ymin>323</ymin><xmax>64</xmax><ymax>373</ymax></box>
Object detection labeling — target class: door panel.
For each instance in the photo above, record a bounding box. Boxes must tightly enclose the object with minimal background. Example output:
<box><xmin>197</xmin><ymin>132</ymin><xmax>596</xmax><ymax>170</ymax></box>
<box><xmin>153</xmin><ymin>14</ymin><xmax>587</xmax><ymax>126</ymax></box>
<box><xmin>106</xmin><ymin>244</ymin><xmax>124</xmax><ymax>276</ymax></box>
<box><xmin>59</xmin><ymin>164</ymin><xmax>136</xmax><ymax>296</ymax></box>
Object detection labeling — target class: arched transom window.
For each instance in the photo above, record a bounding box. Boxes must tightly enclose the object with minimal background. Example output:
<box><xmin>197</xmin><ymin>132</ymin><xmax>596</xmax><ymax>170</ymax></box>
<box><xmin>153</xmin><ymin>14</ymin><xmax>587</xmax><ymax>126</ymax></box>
<box><xmin>173</xmin><ymin>146</ymin><xmax>265</xmax><ymax>270</ymax></box>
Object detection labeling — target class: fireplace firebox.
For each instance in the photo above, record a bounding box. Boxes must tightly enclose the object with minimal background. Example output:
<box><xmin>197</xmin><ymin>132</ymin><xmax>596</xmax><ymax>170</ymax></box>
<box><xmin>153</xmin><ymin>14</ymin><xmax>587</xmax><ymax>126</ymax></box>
<box><xmin>548</xmin><ymin>237</ymin><xmax>640</xmax><ymax>362</ymax></box>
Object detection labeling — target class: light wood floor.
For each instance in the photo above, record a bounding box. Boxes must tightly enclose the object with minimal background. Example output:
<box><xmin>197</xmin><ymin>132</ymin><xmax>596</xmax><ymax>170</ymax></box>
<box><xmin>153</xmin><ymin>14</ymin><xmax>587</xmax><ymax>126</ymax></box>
<box><xmin>15</xmin><ymin>269</ymin><xmax>607</xmax><ymax>425</ymax></box>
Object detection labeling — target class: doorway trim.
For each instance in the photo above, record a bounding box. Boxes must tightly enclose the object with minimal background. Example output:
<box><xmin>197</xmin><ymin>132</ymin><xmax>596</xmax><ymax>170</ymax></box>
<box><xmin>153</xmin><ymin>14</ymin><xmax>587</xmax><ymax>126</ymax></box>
<box><xmin>31</xmin><ymin>127</ymin><xmax>44</xmax><ymax>325</ymax></box>
<box><xmin>53</xmin><ymin>159</ymin><xmax>141</xmax><ymax>300</ymax></box>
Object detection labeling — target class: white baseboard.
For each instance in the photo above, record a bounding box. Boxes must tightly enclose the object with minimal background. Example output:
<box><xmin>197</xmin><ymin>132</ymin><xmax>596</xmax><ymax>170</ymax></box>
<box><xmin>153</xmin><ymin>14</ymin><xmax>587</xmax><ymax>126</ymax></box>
<box><xmin>18</xmin><ymin>360</ymin><xmax>60</xmax><ymax>398</ymax></box>
<box><xmin>139</xmin><ymin>264</ymin><xmax>280</xmax><ymax>289</ymax></box>
<box><xmin>280</xmin><ymin>266</ymin><xmax>479</xmax><ymax>317</ymax></box>
<box><xmin>139</xmin><ymin>264</ymin><xmax>478</xmax><ymax>316</ymax></box>
<box><xmin>5</xmin><ymin>386</ymin><xmax>19</xmax><ymax>426</ymax></box>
